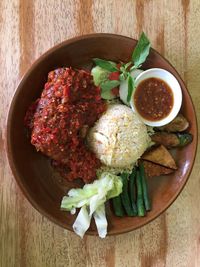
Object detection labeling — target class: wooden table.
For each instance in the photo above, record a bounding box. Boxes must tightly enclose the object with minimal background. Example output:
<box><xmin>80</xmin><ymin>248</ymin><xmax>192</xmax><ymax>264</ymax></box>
<box><xmin>1</xmin><ymin>1</ymin><xmax>200</xmax><ymax>266</ymax></box>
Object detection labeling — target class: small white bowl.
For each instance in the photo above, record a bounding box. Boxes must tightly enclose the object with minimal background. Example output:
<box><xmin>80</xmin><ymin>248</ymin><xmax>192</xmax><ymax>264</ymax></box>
<box><xmin>130</xmin><ymin>68</ymin><xmax>182</xmax><ymax>127</ymax></box>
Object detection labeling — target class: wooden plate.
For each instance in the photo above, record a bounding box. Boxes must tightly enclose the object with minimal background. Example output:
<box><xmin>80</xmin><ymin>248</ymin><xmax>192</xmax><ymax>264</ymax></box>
<box><xmin>6</xmin><ymin>34</ymin><xmax>198</xmax><ymax>235</ymax></box>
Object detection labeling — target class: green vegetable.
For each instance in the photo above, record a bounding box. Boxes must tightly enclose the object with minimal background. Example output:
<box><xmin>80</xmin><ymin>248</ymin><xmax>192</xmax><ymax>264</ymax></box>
<box><xmin>124</xmin><ymin>62</ymin><xmax>132</xmax><ymax>70</ymax></box>
<box><xmin>136</xmin><ymin>170</ymin><xmax>145</xmax><ymax>217</ymax></box>
<box><xmin>93</xmin><ymin>58</ymin><xmax>118</xmax><ymax>72</ymax></box>
<box><xmin>120</xmin><ymin>173</ymin><xmax>135</xmax><ymax>216</ymax></box>
<box><xmin>119</xmin><ymin>72</ymin><xmax>127</xmax><ymax>81</ymax></box>
<box><xmin>127</xmin><ymin>74</ymin><xmax>135</xmax><ymax>102</ymax></box>
<box><xmin>61</xmin><ymin>172</ymin><xmax>122</xmax><ymax>211</ymax></box>
<box><xmin>112</xmin><ymin>196</ymin><xmax>125</xmax><ymax>217</ymax></box>
<box><xmin>91</xmin><ymin>66</ymin><xmax>110</xmax><ymax>86</ymax></box>
<box><xmin>101</xmin><ymin>80</ymin><xmax>120</xmax><ymax>92</ymax></box>
<box><xmin>131</xmin><ymin>32</ymin><xmax>150</xmax><ymax>68</ymax></box>
<box><xmin>177</xmin><ymin>133</ymin><xmax>193</xmax><ymax>147</ymax></box>
<box><xmin>105</xmin><ymin>173</ymin><xmax>123</xmax><ymax>199</ymax></box>
<box><xmin>61</xmin><ymin>172</ymin><xmax>122</xmax><ymax>238</ymax></box>
<box><xmin>91</xmin><ymin>66</ymin><xmax>117</xmax><ymax>99</ymax></box>
<box><xmin>101</xmin><ymin>90</ymin><xmax>116</xmax><ymax>100</ymax></box>
<box><xmin>92</xmin><ymin>32</ymin><xmax>151</xmax><ymax>105</ymax></box>
<box><xmin>129</xmin><ymin>169</ymin><xmax>137</xmax><ymax>215</ymax></box>
<box><xmin>139</xmin><ymin>162</ymin><xmax>151</xmax><ymax>211</ymax></box>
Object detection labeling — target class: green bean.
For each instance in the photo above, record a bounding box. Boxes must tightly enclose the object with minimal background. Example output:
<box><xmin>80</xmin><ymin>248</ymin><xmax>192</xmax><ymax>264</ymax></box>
<box><xmin>136</xmin><ymin>170</ymin><xmax>145</xmax><ymax>216</ymax></box>
<box><xmin>129</xmin><ymin>169</ymin><xmax>137</xmax><ymax>215</ymax></box>
<box><xmin>112</xmin><ymin>196</ymin><xmax>125</xmax><ymax>217</ymax></box>
<box><xmin>120</xmin><ymin>173</ymin><xmax>135</xmax><ymax>216</ymax></box>
<box><xmin>139</xmin><ymin>162</ymin><xmax>151</xmax><ymax>211</ymax></box>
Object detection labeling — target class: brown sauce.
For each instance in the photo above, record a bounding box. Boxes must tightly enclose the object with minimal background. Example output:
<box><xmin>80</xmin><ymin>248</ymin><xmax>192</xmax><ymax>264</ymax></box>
<box><xmin>134</xmin><ymin>77</ymin><xmax>174</xmax><ymax>121</ymax></box>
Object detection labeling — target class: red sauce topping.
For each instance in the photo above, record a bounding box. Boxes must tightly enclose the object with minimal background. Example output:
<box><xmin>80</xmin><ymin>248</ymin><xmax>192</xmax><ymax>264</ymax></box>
<box><xmin>134</xmin><ymin>77</ymin><xmax>174</xmax><ymax>121</ymax></box>
<box><xmin>25</xmin><ymin>68</ymin><xmax>107</xmax><ymax>183</ymax></box>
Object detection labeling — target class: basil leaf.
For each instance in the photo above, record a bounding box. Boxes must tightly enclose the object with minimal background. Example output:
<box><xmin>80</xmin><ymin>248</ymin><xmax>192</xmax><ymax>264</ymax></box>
<box><xmin>127</xmin><ymin>75</ymin><xmax>135</xmax><ymax>102</ymax></box>
<box><xmin>120</xmin><ymin>66</ymin><xmax>126</xmax><ymax>72</ymax></box>
<box><xmin>132</xmin><ymin>32</ymin><xmax>150</xmax><ymax>68</ymax></box>
<box><xmin>119</xmin><ymin>73</ymin><xmax>126</xmax><ymax>81</ymax></box>
<box><xmin>93</xmin><ymin>58</ymin><xmax>118</xmax><ymax>72</ymax></box>
<box><xmin>130</xmin><ymin>65</ymin><xmax>137</xmax><ymax>72</ymax></box>
<box><xmin>101</xmin><ymin>80</ymin><xmax>120</xmax><ymax>92</ymax></box>
<box><xmin>124</xmin><ymin>62</ymin><xmax>132</xmax><ymax>70</ymax></box>
<box><xmin>120</xmin><ymin>71</ymin><xmax>128</xmax><ymax>81</ymax></box>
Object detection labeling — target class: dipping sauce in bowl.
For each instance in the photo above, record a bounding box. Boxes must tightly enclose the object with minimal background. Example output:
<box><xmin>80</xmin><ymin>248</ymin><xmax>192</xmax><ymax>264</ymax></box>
<box><xmin>134</xmin><ymin>77</ymin><xmax>174</xmax><ymax>121</ymax></box>
<box><xmin>131</xmin><ymin>68</ymin><xmax>182</xmax><ymax>127</ymax></box>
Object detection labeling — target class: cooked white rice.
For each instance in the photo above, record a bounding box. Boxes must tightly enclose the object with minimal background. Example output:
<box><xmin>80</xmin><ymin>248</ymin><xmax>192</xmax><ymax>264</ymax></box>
<box><xmin>87</xmin><ymin>104</ymin><xmax>150</xmax><ymax>170</ymax></box>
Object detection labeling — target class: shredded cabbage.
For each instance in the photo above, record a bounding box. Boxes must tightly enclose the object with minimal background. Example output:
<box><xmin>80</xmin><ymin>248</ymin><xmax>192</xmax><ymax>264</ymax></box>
<box><xmin>61</xmin><ymin>172</ymin><xmax>122</xmax><ymax>238</ymax></box>
<box><xmin>72</xmin><ymin>206</ymin><xmax>92</xmax><ymax>238</ymax></box>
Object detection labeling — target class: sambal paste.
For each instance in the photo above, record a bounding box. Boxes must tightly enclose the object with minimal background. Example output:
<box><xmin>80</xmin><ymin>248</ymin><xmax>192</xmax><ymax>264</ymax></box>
<box><xmin>25</xmin><ymin>67</ymin><xmax>107</xmax><ymax>183</ymax></box>
<box><xmin>134</xmin><ymin>77</ymin><xmax>174</xmax><ymax>121</ymax></box>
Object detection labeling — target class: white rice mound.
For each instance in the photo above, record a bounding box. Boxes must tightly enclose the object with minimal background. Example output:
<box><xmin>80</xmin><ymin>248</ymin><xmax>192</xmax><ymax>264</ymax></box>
<box><xmin>87</xmin><ymin>104</ymin><xmax>150</xmax><ymax>169</ymax></box>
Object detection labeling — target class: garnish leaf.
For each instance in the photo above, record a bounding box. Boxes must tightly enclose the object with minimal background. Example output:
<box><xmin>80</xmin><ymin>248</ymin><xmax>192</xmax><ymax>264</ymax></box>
<box><xmin>127</xmin><ymin>75</ymin><xmax>135</xmax><ymax>102</ymax></box>
<box><xmin>132</xmin><ymin>32</ymin><xmax>150</xmax><ymax>68</ymax></box>
<box><xmin>120</xmin><ymin>66</ymin><xmax>126</xmax><ymax>72</ymax></box>
<box><xmin>93</xmin><ymin>58</ymin><xmax>118</xmax><ymax>72</ymax></box>
<box><xmin>100</xmin><ymin>80</ymin><xmax>120</xmax><ymax>92</ymax></box>
<box><xmin>130</xmin><ymin>65</ymin><xmax>138</xmax><ymax>72</ymax></box>
<box><xmin>124</xmin><ymin>62</ymin><xmax>132</xmax><ymax>70</ymax></box>
<box><xmin>119</xmin><ymin>73</ymin><xmax>126</xmax><ymax>81</ymax></box>
<box><xmin>92</xmin><ymin>32</ymin><xmax>151</xmax><ymax>105</ymax></box>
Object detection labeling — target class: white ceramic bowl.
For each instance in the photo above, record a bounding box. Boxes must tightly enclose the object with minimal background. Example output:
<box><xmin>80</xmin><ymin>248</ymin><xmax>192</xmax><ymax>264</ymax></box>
<box><xmin>130</xmin><ymin>68</ymin><xmax>182</xmax><ymax>127</ymax></box>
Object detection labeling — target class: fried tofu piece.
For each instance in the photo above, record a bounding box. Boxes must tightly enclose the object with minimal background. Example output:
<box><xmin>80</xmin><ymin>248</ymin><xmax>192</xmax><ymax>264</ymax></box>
<box><xmin>157</xmin><ymin>114</ymin><xmax>189</xmax><ymax>132</ymax></box>
<box><xmin>142</xmin><ymin>145</ymin><xmax>177</xmax><ymax>170</ymax></box>
<box><xmin>142</xmin><ymin>160</ymin><xmax>174</xmax><ymax>177</ymax></box>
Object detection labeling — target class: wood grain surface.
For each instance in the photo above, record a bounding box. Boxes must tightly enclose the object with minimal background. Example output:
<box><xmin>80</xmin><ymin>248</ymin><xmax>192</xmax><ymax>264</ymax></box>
<box><xmin>0</xmin><ymin>0</ymin><xmax>200</xmax><ymax>266</ymax></box>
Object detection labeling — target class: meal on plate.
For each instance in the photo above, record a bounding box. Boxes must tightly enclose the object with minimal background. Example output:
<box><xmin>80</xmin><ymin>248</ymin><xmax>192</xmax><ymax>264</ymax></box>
<box><xmin>24</xmin><ymin>32</ymin><xmax>193</xmax><ymax>238</ymax></box>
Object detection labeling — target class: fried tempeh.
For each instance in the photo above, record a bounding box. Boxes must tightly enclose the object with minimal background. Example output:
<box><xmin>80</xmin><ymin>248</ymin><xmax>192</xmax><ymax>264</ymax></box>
<box><xmin>151</xmin><ymin>132</ymin><xmax>193</xmax><ymax>148</ymax></box>
<box><xmin>142</xmin><ymin>160</ymin><xmax>174</xmax><ymax>177</ymax></box>
<box><xmin>151</xmin><ymin>132</ymin><xmax>179</xmax><ymax>148</ymax></box>
<box><xmin>156</xmin><ymin>114</ymin><xmax>189</xmax><ymax>132</ymax></box>
<box><xmin>142</xmin><ymin>145</ymin><xmax>177</xmax><ymax>170</ymax></box>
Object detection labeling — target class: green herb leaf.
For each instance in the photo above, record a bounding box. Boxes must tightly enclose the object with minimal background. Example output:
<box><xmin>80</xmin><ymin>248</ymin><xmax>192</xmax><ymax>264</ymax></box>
<box><xmin>127</xmin><ymin>75</ymin><xmax>135</xmax><ymax>102</ymax></box>
<box><xmin>101</xmin><ymin>80</ymin><xmax>120</xmax><ymax>92</ymax></box>
<box><xmin>132</xmin><ymin>32</ymin><xmax>150</xmax><ymax>68</ymax></box>
<box><xmin>124</xmin><ymin>62</ymin><xmax>132</xmax><ymax>70</ymax></box>
<box><xmin>119</xmin><ymin>73</ymin><xmax>126</xmax><ymax>81</ymax></box>
<box><xmin>130</xmin><ymin>65</ymin><xmax>137</xmax><ymax>72</ymax></box>
<box><xmin>93</xmin><ymin>58</ymin><xmax>118</xmax><ymax>72</ymax></box>
<box><xmin>120</xmin><ymin>66</ymin><xmax>126</xmax><ymax>72</ymax></box>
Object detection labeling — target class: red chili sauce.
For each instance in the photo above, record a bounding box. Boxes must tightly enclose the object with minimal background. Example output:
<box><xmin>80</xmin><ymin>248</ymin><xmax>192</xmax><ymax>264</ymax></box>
<box><xmin>134</xmin><ymin>77</ymin><xmax>174</xmax><ymax>121</ymax></box>
<box><xmin>25</xmin><ymin>68</ymin><xmax>107</xmax><ymax>183</ymax></box>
